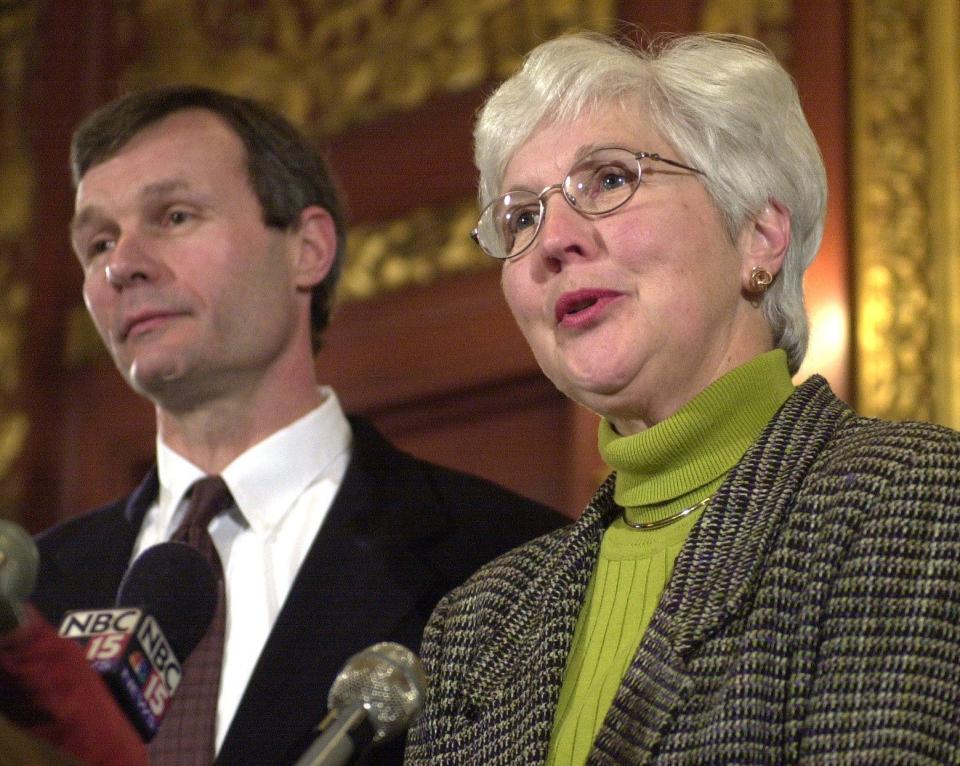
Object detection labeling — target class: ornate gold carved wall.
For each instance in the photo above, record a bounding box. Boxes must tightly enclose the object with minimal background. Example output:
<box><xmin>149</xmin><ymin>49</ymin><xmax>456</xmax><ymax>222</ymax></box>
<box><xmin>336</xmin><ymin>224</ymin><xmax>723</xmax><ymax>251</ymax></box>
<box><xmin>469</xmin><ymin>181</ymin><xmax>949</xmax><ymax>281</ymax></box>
<box><xmin>852</xmin><ymin>0</ymin><xmax>960</xmax><ymax>426</ymax></box>
<box><xmin>699</xmin><ymin>0</ymin><xmax>792</xmax><ymax>63</ymax></box>
<box><xmin>0</xmin><ymin>0</ymin><xmax>36</xmax><ymax>519</ymax></box>
<box><xmin>927</xmin><ymin>0</ymin><xmax>960</xmax><ymax>427</ymax></box>
<box><xmin>339</xmin><ymin>199</ymin><xmax>486</xmax><ymax>301</ymax></box>
<box><xmin>118</xmin><ymin>0</ymin><xmax>616</xmax><ymax>138</ymax></box>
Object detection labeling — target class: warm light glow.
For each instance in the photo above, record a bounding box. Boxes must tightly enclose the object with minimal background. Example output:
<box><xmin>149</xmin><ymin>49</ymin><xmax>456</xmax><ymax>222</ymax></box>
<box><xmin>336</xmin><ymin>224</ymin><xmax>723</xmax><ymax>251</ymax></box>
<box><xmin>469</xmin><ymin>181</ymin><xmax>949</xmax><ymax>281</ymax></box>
<box><xmin>795</xmin><ymin>298</ymin><xmax>849</xmax><ymax>392</ymax></box>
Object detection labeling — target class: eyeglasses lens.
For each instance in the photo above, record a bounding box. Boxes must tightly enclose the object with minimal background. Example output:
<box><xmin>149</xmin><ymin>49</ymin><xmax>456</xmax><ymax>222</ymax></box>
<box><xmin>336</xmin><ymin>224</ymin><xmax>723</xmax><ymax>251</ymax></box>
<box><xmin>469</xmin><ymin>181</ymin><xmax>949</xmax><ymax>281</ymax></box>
<box><xmin>478</xmin><ymin>149</ymin><xmax>643</xmax><ymax>259</ymax></box>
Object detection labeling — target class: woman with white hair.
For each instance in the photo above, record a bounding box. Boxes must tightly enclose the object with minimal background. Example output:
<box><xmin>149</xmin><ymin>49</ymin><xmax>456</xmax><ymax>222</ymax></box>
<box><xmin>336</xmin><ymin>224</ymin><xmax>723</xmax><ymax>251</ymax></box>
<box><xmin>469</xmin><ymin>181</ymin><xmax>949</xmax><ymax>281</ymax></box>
<box><xmin>405</xmin><ymin>32</ymin><xmax>960</xmax><ymax>765</ymax></box>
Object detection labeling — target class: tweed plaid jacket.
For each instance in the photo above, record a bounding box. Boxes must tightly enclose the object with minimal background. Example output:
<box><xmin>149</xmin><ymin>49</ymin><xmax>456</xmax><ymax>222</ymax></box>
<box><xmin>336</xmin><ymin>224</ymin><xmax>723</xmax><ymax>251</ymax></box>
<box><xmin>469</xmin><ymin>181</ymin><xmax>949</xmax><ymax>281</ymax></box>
<box><xmin>405</xmin><ymin>377</ymin><xmax>960</xmax><ymax>765</ymax></box>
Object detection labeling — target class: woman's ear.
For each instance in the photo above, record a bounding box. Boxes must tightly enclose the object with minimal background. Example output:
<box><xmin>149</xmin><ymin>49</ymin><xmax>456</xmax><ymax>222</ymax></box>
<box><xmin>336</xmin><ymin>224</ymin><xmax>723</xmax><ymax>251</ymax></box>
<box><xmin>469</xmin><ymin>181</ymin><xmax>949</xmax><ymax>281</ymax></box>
<box><xmin>292</xmin><ymin>205</ymin><xmax>338</xmax><ymax>290</ymax></box>
<box><xmin>740</xmin><ymin>199</ymin><xmax>791</xmax><ymax>293</ymax></box>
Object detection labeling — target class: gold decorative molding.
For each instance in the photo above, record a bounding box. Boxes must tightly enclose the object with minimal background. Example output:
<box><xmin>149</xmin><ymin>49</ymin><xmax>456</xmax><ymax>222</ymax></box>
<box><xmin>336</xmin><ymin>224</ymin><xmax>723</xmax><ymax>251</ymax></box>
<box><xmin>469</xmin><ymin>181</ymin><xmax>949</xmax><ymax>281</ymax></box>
<box><xmin>117</xmin><ymin>0</ymin><xmax>616</xmax><ymax>138</ymax></box>
<box><xmin>852</xmin><ymin>0</ymin><xmax>959</xmax><ymax>426</ymax></box>
<box><xmin>0</xmin><ymin>0</ymin><xmax>37</xmax><ymax>519</ymax></box>
<box><xmin>0</xmin><ymin>0</ymin><xmax>36</xmax><ymax>242</ymax></box>
<box><xmin>338</xmin><ymin>198</ymin><xmax>487</xmax><ymax>302</ymax></box>
<box><xmin>699</xmin><ymin>0</ymin><xmax>793</xmax><ymax>63</ymax></box>
<box><xmin>926</xmin><ymin>0</ymin><xmax>960</xmax><ymax>428</ymax></box>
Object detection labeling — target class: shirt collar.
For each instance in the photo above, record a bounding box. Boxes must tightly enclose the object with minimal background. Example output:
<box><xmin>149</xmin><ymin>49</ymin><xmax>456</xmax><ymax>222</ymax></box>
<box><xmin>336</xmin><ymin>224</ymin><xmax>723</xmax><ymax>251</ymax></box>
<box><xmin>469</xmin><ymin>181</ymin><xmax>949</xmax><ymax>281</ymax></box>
<box><xmin>156</xmin><ymin>387</ymin><xmax>352</xmax><ymax>536</ymax></box>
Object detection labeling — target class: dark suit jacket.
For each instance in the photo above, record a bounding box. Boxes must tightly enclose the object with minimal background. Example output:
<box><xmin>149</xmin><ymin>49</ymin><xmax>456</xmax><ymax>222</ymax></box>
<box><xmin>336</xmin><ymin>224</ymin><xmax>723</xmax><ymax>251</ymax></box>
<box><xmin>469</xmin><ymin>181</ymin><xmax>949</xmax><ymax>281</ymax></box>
<box><xmin>406</xmin><ymin>378</ymin><xmax>960</xmax><ymax>765</ymax></box>
<box><xmin>31</xmin><ymin>417</ymin><xmax>564</xmax><ymax>765</ymax></box>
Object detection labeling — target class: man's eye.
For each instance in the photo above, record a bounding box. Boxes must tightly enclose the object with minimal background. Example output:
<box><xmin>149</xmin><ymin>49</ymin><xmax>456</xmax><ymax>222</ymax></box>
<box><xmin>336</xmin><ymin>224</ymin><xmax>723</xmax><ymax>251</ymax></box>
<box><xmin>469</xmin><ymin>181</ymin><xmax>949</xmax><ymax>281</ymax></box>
<box><xmin>88</xmin><ymin>238</ymin><xmax>114</xmax><ymax>258</ymax></box>
<box><xmin>165</xmin><ymin>209</ymin><xmax>191</xmax><ymax>226</ymax></box>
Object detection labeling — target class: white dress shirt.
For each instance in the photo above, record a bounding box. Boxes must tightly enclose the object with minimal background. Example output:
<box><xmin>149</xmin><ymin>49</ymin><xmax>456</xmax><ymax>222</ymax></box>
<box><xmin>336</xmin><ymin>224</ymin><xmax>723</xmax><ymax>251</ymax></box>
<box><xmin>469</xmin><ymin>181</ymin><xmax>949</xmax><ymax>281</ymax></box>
<box><xmin>131</xmin><ymin>386</ymin><xmax>352</xmax><ymax>752</ymax></box>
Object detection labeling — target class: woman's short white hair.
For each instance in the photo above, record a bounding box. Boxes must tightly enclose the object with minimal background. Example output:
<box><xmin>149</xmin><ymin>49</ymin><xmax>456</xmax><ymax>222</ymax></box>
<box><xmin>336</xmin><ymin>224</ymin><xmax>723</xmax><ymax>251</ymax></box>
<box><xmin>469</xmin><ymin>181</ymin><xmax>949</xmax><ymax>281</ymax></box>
<box><xmin>474</xmin><ymin>32</ymin><xmax>827</xmax><ymax>373</ymax></box>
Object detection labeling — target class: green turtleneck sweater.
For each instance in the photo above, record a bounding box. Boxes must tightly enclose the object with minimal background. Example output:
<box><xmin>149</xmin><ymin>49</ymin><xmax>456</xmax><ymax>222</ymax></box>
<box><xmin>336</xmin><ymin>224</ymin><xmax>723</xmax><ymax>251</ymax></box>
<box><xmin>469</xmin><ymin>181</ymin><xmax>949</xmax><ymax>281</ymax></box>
<box><xmin>546</xmin><ymin>350</ymin><xmax>795</xmax><ymax>765</ymax></box>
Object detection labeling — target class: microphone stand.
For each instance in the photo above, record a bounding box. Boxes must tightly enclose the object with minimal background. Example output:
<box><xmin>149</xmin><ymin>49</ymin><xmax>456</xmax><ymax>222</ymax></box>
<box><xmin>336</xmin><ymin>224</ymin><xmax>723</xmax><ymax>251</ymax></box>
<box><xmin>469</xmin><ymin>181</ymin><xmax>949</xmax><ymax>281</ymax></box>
<box><xmin>293</xmin><ymin>702</ymin><xmax>376</xmax><ymax>766</ymax></box>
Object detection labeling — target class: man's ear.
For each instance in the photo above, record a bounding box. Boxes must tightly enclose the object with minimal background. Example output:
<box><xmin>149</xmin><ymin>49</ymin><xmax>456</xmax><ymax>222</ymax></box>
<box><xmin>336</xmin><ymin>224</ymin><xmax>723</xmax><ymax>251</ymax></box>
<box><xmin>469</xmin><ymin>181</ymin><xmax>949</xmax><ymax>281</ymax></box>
<box><xmin>739</xmin><ymin>199</ymin><xmax>791</xmax><ymax>290</ymax></box>
<box><xmin>292</xmin><ymin>205</ymin><xmax>337</xmax><ymax>290</ymax></box>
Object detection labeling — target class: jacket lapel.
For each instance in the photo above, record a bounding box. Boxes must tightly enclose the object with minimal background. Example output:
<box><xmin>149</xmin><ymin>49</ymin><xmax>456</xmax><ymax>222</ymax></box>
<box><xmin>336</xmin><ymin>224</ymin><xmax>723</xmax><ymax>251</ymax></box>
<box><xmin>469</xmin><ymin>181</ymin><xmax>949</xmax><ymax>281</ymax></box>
<box><xmin>33</xmin><ymin>469</ymin><xmax>157</xmax><ymax>620</ymax></box>
<box><xmin>93</xmin><ymin>467</ymin><xmax>156</xmax><ymax>604</ymax></box>
<box><xmin>459</xmin><ymin>475</ymin><xmax>621</xmax><ymax>762</ymax></box>
<box><xmin>123</xmin><ymin>466</ymin><xmax>159</xmax><ymax>531</ymax></box>
<box><xmin>593</xmin><ymin>377</ymin><xmax>851</xmax><ymax>763</ymax></box>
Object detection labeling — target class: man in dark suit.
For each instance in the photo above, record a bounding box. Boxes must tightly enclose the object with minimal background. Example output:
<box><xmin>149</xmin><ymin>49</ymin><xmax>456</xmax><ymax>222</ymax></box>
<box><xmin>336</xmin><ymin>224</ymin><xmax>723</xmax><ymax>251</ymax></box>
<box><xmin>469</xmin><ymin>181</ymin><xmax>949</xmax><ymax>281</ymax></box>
<box><xmin>30</xmin><ymin>86</ymin><xmax>562</xmax><ymax>765</ymax></box>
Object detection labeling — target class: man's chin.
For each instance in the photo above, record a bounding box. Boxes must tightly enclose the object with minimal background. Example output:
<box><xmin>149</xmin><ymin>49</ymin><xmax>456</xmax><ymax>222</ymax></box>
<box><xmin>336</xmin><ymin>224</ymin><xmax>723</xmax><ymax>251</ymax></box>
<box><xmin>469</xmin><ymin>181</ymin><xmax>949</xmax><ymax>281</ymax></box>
<box><xmin>125</xmin><ymin>359</ymin><xmax>185</xmax><ymax>400</ymax></box>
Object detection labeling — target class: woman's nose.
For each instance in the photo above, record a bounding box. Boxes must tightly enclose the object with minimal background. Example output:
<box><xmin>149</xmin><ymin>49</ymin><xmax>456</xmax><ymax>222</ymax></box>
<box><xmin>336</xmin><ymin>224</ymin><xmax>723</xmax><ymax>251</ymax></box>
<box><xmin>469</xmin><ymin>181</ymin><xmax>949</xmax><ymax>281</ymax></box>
<box><xmin>536</xmin><ymin>193</ymin><xmax>595</xmax><ymax>270</ymax></box>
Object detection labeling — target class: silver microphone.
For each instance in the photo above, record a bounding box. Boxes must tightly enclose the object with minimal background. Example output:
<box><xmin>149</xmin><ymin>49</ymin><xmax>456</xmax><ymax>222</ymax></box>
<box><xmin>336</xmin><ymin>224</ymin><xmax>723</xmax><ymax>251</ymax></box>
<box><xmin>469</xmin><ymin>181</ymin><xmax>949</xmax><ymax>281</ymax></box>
<box><xmin>0</xmin><ymin>520</ymin><xmax>39</xmax><ymax>634</ymax></box>
<box><xmin>294</xmin><ymin>642</ymin><xmax>427</xmax><ymax>766</ymax></box>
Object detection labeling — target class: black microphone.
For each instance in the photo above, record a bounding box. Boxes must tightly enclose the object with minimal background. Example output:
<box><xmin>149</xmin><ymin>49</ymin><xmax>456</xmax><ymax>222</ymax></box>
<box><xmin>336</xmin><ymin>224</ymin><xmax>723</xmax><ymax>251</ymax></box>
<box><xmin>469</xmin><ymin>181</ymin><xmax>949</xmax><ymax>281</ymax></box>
<box><xmin>294</xmin><ymin>642</ymin><xmax>427</xmax><ymax>766</ymax></box>
<box><xmin>0</xmin><ymin>520</ymin><xmax>39</xmax><ymax>635</ymax></box>
<box><xmin>58</xmin><ymin>542</ymin><xmax>217</xmax><ymax>741</ymax></box>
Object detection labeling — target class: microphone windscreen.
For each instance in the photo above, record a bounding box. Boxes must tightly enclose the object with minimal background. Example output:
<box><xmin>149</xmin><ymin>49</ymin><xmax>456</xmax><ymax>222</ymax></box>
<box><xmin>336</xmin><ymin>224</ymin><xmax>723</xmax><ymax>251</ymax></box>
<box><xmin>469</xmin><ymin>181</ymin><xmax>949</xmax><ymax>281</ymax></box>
<box><xmin>0</xmin><ymin>520</ymin><xmax>39</xmax><ymax>634</ymax></box>
<box><xmin>328</xmin><ymin>642</ymin><xmax>427</xmax><ymax>742</ymax></box>
<box><xmin>115</xmin><ymin>542</ymin><xmax>217</xmax><ymax>660</ymax></box>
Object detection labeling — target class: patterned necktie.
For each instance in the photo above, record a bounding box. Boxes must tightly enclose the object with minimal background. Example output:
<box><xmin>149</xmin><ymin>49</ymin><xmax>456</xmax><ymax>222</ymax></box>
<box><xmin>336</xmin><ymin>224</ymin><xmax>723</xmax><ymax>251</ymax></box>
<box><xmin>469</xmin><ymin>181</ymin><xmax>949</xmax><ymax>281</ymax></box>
<box><xmin>148</xmin><ymin>475</ymin><xmax>233</xmax><ymax>766</ymax></box>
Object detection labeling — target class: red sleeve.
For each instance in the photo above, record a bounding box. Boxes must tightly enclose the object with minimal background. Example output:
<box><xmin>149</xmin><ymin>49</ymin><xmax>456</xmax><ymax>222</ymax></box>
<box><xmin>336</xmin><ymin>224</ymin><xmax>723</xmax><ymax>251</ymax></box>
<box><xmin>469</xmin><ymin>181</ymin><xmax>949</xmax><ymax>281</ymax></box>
<box><xmin>0</xmin><ymin>606</ymin><xmax>148</xmax><ymax>766</ymax></box>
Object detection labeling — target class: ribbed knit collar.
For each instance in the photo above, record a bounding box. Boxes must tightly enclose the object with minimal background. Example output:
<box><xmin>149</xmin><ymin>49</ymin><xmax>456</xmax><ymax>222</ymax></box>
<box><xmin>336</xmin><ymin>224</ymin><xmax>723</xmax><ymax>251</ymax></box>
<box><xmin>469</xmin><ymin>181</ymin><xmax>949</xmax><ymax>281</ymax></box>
<box><xmin>599</xmin><ymin>350</ymin><xmax>794</xmax><ymax>511</ymax></box>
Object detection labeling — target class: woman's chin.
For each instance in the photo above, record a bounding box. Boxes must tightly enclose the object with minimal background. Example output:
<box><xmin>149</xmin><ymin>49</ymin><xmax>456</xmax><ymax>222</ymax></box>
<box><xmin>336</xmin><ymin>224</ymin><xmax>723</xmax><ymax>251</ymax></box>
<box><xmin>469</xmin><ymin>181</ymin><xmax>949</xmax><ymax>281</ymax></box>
<box><xmin>552</xmin><ymin>370</ymin><xmax>638</xmax><ymax>414</ymax></box>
